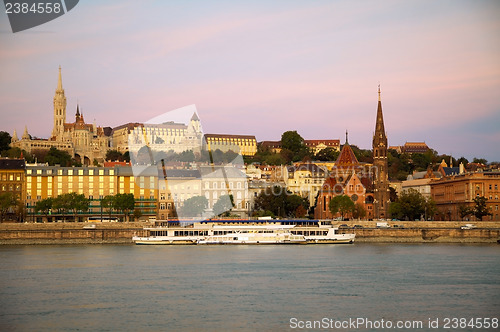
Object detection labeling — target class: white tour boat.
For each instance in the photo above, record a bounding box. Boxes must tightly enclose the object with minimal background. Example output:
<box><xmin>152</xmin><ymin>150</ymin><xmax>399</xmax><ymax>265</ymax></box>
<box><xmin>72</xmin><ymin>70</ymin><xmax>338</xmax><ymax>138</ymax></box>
<box><xmin>132</xmin><ymin>219</ymin><xmax>355</xmax><ymax>245</ymax></box>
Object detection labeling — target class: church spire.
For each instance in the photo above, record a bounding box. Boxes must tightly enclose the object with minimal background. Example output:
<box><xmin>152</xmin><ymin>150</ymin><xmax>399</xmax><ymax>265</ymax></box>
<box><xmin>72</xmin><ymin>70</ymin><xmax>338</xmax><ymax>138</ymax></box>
<box><xmin>52</xmin><ymin>66</ymin><xmax>67</xmax><ymax>139</ymax></box>
<box><xmin>372</xmin><ymin>84</ymin><xmax>389</xmax><ymax>220</ymax></box>
<box><xmin>345</xmin><ymin>130</ymin><xmax>349</xmax><ymax>145</ymax></box>
<box><xmin>373</xmin><ymin>85</ymin><xmax>386</xmax><ymax>145</ymax></box>
<box><xmin>57</xmin><ymin>65</ymin><xmax>63</xmax><ymax>91</ymax></box>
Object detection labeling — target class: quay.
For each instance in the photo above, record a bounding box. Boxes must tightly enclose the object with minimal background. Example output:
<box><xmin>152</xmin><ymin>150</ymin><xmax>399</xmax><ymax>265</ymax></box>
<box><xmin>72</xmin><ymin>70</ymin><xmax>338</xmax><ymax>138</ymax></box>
<box><xmin>0</xmin><ymin>220</ymin><xmax>499</xmax><ymax>244</ymax></box>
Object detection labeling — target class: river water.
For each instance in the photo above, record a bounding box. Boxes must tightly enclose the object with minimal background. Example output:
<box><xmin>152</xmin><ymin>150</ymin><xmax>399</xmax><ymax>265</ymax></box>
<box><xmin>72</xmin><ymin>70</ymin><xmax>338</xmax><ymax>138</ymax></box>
<box><xmin>0</xmin><ymin>244</ymin><xmax>499</xmax><ymax>331</ymax></box>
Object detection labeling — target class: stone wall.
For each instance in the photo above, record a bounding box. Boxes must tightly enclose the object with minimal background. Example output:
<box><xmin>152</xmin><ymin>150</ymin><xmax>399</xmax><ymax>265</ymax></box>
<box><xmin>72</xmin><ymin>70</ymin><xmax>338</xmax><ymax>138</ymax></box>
<box><xmin>0</xmin><ymin>222</ymin><xmax>148</xmax><ymax>244</ymax></box>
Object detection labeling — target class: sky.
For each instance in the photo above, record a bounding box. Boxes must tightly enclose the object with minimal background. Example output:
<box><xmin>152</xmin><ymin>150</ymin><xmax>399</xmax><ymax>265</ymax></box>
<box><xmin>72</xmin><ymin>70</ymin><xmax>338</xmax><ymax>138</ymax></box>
<box><xmin>0</xmin><ymin>0</ymin><xmax>499</xmax><ymax>162</ymax></box>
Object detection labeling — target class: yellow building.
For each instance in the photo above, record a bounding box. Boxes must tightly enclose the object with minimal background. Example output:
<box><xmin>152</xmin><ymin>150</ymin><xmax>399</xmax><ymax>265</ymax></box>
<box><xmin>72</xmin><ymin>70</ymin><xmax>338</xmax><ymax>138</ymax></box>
<box><xmin>25</xmin><ymin>165</ymin><xmax>157</xmax><ymax>222</ymax></box>
<box><xmin>204</xmin><ymin>134</ymin><xmax>257</xmax><ymax>157</ymax></box>
<box><xmin>282</xmin><ymin>163</ymin><xmax>329</xmax><ymax>207</ymax></box>
<box><xmin>0</xmin><ymin>158</ymin><xmax>26</xmax><ymax>221</ymax></box>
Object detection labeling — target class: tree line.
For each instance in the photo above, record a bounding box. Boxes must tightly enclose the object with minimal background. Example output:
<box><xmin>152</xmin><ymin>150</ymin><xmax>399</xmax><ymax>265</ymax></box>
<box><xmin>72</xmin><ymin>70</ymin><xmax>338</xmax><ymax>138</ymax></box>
<box><xmin>34</xmin><ymin>193</ymin><xmax>136</xmax><ymax>222</ymax></box>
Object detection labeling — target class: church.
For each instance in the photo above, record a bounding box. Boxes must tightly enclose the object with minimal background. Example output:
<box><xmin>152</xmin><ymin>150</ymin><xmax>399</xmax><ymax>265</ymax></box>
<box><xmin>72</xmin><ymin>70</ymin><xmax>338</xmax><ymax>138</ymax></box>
<box><xmin>11</xmin><ymin>67</ymin><xmax>112</xmax><ymax>165</ymax></box>
<box><xmin>314</xmin><ymin>87</ymin><xmax>390</xmax><ymax>220</ymax></box>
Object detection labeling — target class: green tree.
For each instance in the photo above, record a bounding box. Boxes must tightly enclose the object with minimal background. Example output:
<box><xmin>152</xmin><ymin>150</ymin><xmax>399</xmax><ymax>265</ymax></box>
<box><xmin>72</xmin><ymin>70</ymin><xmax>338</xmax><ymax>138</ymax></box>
<box><xmin>281</xmin><ymin>131</ymin><xmax>311</xmax><ymax>163</ymax></box>
<box><xmin>45</xmin><ymin>147</ymin><xmax>72</xmax><ymax>166</ymax></box>
<box><xmin>106</xmin><ymin>149</ymin><xmax>124</xmax><ymax>161</ymax></box>
<box><xmin>52</xmin><ymin>194</ymin><xmax>72</xmax><ymax>221</ymax></box>
<box><xmin>35</xmin><ymin>197</ymin><xmax>53</xmax><ymax>222</ymax></box>
<box><xmin>2</xmin><ymin>147</ymin><xmax>34</xmax><ymax>162</ymax></box>
<box><xmin>0</xmin><ymin>192</ymin><xmax>18</xmax><ymax>221</ymax></box>
<box><xmin>68</xmin><ymin>193</ymin><xmax>89</xmax><ymax>222</ymax></box>
<box><xmin>101</xmin><ymin>195</ymin><xmax>115</xmax><ymax>221</ymax></box>
<box><xmin>314</xmin><ymin>148</ymin><xmax>340</xmax><ymax>161</ymax></box>
<box><xmin>328</xmin><ymin>195</ymin><xmax>355</xmax><ymax>220</ymax></box>
<box><xmin>254</xmin><ymin>186</ymin><xmax>304</xmax><ymax>218</ymax></box>
<box><xmin>0</xmin><ymin>131</ymin><xmax>12</xmax><ymax>153</ymax></box>
<box><xmin>424</xmin><ymin>197</ymin><xmax>437</xmax><ymax>221</ymax></box>
<box><xmin>178</xmin><ymin>150</ymin><xmax>195</xmax><ymax>162</ymax></box>
<box><xmin>281</xmin><ymin>131</ymin><xmax>304</xmax><ymax>152</ymax></box>
<box><xmin>264</xmin><ymin>153</ymin><xmax>286</xmax><ymax>166</ymax></box>
<box><xmin>389</xmin><ymin>201</ymin><xmax>403</xmax><ymax>220</ymax></box>
<box><xmin>472</xmin><ymin>157</ymin><xmax>487</xmax><ymax>165</ymax></box>
<box><xmin>458</xmin><ymin>204</ymin><xmax>473</xmax><ymax>221</ymax></box>
<box><xmin>396</xmin><ymin>189</ymin><xmax>426</xmax><ymax>221</ymax></box>
<box><xmin>472</xmin><ymin>196</ymin><xmax>492</xmax><ymax>221</ymax></box>
<box><xmin>133</xmin><ymin>208</ymin><xmax>143</xmax><ymax>221</ymax></box>
<box><xmin>179</xmin><ymin>195</ymin><xmax>208</xmax><ymax>217</ymax></box>
<box><xmin>285</xmin><ymin>194</ymin><xmax>308</xmax><ymax>218</ymax></box>
<box><xmin>213</xmin><ymin>194</ymin><xmax>234</xmax><ymax>217</ymax></box>
<box><xmin>123</xmin><ymin>151</ymin><xmax>131</xmax><ymax>162</ymax></box>
<box><xmin>114</xmin><ymin>193</ymin><xmax>135</xmax><ymax>221</ymax></box>
<box><xmin>352</xmin><ymin>203</ymin><xmax>367</xmax><ymax>219</ymax></box>
<box><xmin>456</xmin><ymin>157</ymin><xmax>469</xmax><ymax>166</ymax></box>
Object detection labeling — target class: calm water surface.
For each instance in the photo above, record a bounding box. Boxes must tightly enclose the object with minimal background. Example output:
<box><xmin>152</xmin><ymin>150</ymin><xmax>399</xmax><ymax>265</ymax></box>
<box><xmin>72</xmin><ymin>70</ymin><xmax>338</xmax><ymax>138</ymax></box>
<box><xmin>0</xmin><ymin>244</ymin><xmax>499</xmax><ymax>331</ymax></box>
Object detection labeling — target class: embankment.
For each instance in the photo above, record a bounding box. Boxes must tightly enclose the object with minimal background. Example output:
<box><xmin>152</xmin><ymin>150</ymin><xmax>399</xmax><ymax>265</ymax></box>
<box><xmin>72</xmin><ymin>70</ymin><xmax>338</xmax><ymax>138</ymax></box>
<box><xmin>0</xmin><ymin>221</ymin><xmax>499</xmax><ymax>244</ymax></box>
<box><xmin>0</xmin><ymin>222</ymin><xmax>149</xmax><ymax>245</ymax></box>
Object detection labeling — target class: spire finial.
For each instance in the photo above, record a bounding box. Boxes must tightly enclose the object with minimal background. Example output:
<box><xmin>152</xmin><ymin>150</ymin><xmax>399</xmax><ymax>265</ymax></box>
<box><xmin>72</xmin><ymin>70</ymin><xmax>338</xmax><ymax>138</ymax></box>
<box><xmin>378</xmin><ymin>83</ymin><xmax>381</xmax><ymax>101</ymax></box>
<box><xmin>57</xmin><ymin>66</ymin><xmax>63</xmax><ymax>90</ymax></box>
<box><xmin>345</xmin><ymin>130</ymin><xmax>349</xmax><ymax>144</ymax></box>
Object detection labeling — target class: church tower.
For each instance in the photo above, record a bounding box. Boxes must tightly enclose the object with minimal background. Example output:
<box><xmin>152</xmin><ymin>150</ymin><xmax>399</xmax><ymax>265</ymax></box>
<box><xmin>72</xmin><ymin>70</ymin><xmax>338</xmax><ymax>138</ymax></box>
<box><xmin>51</xmin><ymin>66</ymin><xmax>67</xmax><ymax>140</ymax></box>
<box><xmin>373</xmin><ymin>85</ymin><xmax>389</xmax><ymax>219</ymax></box>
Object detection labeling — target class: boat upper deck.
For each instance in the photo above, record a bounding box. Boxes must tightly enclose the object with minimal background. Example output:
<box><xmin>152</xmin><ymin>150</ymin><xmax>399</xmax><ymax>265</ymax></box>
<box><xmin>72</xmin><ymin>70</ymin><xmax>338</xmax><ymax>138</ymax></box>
<box><xmin>150</xmin><ymin>219</ymin><xmax>333</xmax><ymax>229</ymax></box>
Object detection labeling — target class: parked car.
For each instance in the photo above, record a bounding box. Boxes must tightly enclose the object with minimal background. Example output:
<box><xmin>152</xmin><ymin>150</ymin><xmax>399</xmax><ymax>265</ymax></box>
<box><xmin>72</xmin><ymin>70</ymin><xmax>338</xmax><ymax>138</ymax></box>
<box><xmin>460</xmin><ymin>224</ymin><xmax>476</xmax><ymax>230</ymax></box>
<box><xmin>353</xmin><ymin>225</ymin><xmax>363</xmax><ymax>229</ymax></box>
<box><xmin>339</xmin><ymin>224</ymin><xmax>349</xmax><ymax>229</ymax></box>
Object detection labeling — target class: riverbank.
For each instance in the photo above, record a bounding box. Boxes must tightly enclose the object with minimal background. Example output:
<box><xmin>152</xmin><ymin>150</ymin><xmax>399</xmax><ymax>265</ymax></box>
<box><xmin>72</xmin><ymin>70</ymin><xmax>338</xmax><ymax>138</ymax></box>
<box><xmin>1</xmin><ymin>220</ymin><xmax>499</xmax><ymax>244</ymax></box>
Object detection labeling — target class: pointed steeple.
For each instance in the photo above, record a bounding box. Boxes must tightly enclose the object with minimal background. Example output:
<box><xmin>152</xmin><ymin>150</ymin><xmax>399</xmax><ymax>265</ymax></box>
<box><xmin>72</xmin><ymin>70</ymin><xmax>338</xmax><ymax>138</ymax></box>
<box><xmin>191</xmin><ymin>112</ymin><xmax>200</xmax><ymax>121</ymax></box>
<box><xmin>12</xmin><ymin>129</ymin><xmax>18</xmax><ymax>142</ymax></box>
<box><xmin>57</xmin><ymin>65</ymin><xmax>63</xmax><ymax>91</ymax></box>
<box><xmin>52</xmin><ymin>66</ymin><xmax>67</xmax><ymax>139</ymax></box>
<box><xmin>76</xmin><ymin>104</ymin><xmax>80</xmax><ymax>117</ymax></box>
<box><xmin>22</xmin><ymin>125</ymin><xmax>29</xmax><ymax>140</ymax></box>
<box><xmin>372</xmin><ymin>84</ymin><xmax>389</xmax><ymax>220</ymax></box>
<box><xmin>373</xmin><ymin>84</ymin><xmax>386</xmax><ymax>144</ymax></box>
<box><xmin>335</xmin><ymin>135</ymin><xmax>359</xmax><ymax>168</ymax></box>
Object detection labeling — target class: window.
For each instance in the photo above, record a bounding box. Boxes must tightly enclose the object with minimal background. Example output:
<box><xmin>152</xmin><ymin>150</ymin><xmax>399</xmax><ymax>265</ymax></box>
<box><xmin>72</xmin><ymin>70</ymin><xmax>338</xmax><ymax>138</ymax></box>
<box><xmin>160</xmin><ymin>203</ymin><xmax>166</xmax><ymax>210</ymax></box>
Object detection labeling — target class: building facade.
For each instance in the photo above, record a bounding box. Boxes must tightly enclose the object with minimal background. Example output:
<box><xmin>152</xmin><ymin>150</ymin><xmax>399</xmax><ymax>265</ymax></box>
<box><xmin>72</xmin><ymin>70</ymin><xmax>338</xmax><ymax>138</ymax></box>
<box><xmin>282</xmin><ymin>163</ymin><xmax>329</xmax><ymax>207</ymax></box>
<box><xmin>116</xmin><ymin>113</ymin><xmax>203</xmax><ymax>155</ymax></box>
<box><xmin>204</xmin><ymin>134</ymin><xmax>257</xmax><ymax>157</ymax></box>
<box><xmin>0</xmin><ymin>158</ymin><xmax>26</xmax><ymax>221</ymax></box>
<box><xmin>314</xmin><ymin>139</ymin><xmax>374</xmax><ymax>220</ymax></box>
<box><xmin>25</xmin><ymin>165</ymin><xmax>157</xmax><ymax>222</ymax></box>
<box><xmin>431</xmin><ymin>172</ymin><xmax>500</xmax><ymax>221</ymax></box>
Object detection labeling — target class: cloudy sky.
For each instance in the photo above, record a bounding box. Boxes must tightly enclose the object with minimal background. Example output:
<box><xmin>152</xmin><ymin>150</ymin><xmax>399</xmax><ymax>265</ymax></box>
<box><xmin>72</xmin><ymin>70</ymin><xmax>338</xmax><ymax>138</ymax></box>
<box><xmin>1</xmin><ymin>0</ymin><xmax>499</xmax><ymax>161</ymax></box>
